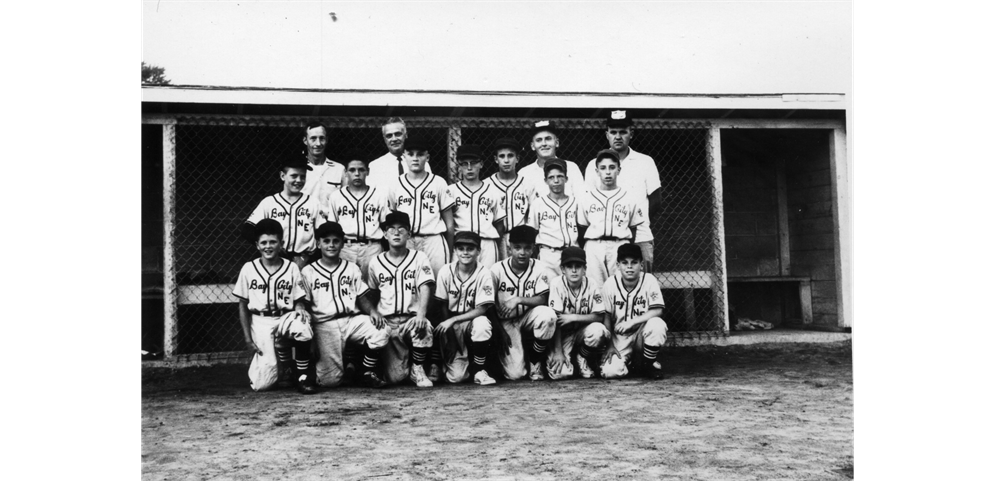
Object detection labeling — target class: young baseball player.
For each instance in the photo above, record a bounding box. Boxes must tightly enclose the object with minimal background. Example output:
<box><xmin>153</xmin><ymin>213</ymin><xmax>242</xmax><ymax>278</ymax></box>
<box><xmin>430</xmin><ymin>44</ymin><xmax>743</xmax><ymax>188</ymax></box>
<box><xmin>243</xmin><ymin>155</ymin><xmax>323</xmax><ymax>268</ymax></box>
<box><xmin>324</xmin><ymin>148</ymin><xmax>389</xmax><ymax>280</ymax></box>
<box><xmin>301</xmin><ymin>221</ymin><xmax>390</xmax><ymax>389</ymax></box>
<box><xmin>427</xmin><ymin>231</ymin><xmax>499</xmax><ymax>386</ymax></box>
<box><xmin>447</xmin><ymin>144</ymin><xmax>507</xmax><ymax>269</ymax></box>
<box><xmin>545</xmin><ymin>246</ymin><xmax>611</xmax><ymax>380</ymax></box>
<box><xmin>233</xmin><ymin>219</ymin><xmax>318</xmax><ymax>394</ymax></box>
<box><xmin>367</xmin><ymin>211</ymin><xmax>437</xmax><ymax>387</ymax></box>
<box><xmin>527</xmin><ymin>159</ymin><xmax>579</xmax><ymax>275</ymax></box>
<box><xmin>483</xmin><ymin>137</ymin><xmax>535</xmax><ymax>258</ymax></box>
<box><xmin>600</xmin><ymin>243</ymin><xmax>668</xmax><ymax>379</ymax></box>
<box><xmin>576</xmin><ymin>149</ymin><xmax>646</xmax><ymax>286</ymax></box>
<box><xmin>386</xmin><ymin>134</ymin><xmax>456</xmax><ymax>276</ymax></box>
<box><xmin>301</xmin><ymin>121</ymin><xmax>346</xmax><ymax>207</ymax></box>
<box><xmin>518</xmin><ymin>120</ymin><xmax>587</xmax><ymax>199</ymax></box>
<box><xmin>489</xmin><ymin>225</ymin><xmax>557</xmax><ymax>381</ymax></box>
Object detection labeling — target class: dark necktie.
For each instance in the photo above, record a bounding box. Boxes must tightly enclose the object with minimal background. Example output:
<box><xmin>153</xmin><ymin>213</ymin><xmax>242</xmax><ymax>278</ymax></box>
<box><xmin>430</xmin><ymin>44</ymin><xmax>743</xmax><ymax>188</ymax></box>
<box><xmin>397</xmin><ymin>155</ymin><xmax>404</xmax><ymax>175</ymax></box>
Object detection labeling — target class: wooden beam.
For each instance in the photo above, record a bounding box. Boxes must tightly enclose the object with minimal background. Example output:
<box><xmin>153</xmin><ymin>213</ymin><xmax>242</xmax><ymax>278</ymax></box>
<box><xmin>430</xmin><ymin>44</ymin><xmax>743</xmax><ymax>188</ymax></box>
<box><xmin>829</xmin><ymin>128</ymin><xmax>852</xmax><ymax>328</ymax></box>
<box><xmin>800</xmin><ymin>280</ymin><xmax>814</xmax><ymax>324</ymax></box>
<box><xmin>162</xmin><ymin>121</ymin><xmax>179</xmax><ymax>358</ymax></box>
<box><xmin>710</xmin><ymin>127</ymin><xmax>730</xmax><ymax>332</ymax></box>
<box><xmin>777</xmin><ymin>158</ymin><xmax>791</xmax><ymax>275</ymax></box>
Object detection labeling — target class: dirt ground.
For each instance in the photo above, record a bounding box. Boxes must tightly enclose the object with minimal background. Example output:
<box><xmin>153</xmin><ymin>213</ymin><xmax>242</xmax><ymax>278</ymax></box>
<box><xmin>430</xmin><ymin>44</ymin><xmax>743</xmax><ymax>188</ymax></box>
<box><xmin>142</xmin><ymin>341</ymin><xmax>853</xmax><ymax>480</ymax></box>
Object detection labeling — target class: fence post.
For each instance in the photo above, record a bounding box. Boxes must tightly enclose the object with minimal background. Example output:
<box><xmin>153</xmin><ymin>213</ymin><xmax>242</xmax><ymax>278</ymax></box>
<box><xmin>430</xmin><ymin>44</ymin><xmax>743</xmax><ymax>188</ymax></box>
<box><xmin>708</xmin><ymin>126</ymin><xmax>730</xmax><ymax>332</ymax></box>
<box><xmin>829</xmin><ymin>128</ymin><xmax>851</xmax><ymax>328</ymax></box>
<box><xmin>162</xmin><ymin>120</ymin><xmax>179</xmax><ymax>358</ymax></box>
<box><xmin>447</xmin><ymin>124</ymin><xmax>461</xmax><ymax>181</ymax></box>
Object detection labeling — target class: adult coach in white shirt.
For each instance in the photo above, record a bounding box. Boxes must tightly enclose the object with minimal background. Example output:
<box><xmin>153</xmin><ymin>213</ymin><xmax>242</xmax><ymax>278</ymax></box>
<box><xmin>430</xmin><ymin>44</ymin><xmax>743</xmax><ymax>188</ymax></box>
<box><xmin>302</xmin><ymin>121</ymin><xmax>346</xmax><ymax>208</ymax></box>
<box><xmin>367</xmin><ymin>117</ymin><xmax>432</xmax><ymax>187</ymax></box>
<box><xmin>584</xmin><ymin>110</ymin><xmax>662</xmax><ymax>270</ymax></box>
<box><xmin>518</xmin><ymin>120</ymin><xmax>586</xmax><ymax>199</ymax></box>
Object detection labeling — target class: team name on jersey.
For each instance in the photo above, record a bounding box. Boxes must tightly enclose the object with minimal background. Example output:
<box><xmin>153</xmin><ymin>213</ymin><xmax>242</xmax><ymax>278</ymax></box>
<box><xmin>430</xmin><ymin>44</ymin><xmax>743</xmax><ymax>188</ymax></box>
<box><xmin>615</xmin><ymin>295</ymin><xmax>649</xmax><ymax>315</ymax></box>
<box><xmin>498</xmin><ymin>279</ymin><xmax>537</xmax><ymax>293</ymax></box>
<box><xmin>398</xmin><ymin>191</ymin><xmax>439</xmax><ymax>213</ymax></box>
<box><xmin>310</xmin><ymin>276</ymin><xmax>354</xmax><ymax>296</ymax></box>
<box><xmin>335</xmin><ymin>203</ymin><xmax>383</xmax><ymax>221</ymax></box>
<box><xmin>566</xmin><ymin>297</ymin><xmax>591</xmax><ymax>314</ymax></box>
<box><xmin>538</xmin><ymin>210</ymin><xmax>574</xmax><ymax>223</ymax></box>
<box><xmin>512</xmin><ymin>192</ymin><xmax>530</xmax><ymax>214</ymax></box>
<box><xmin>247</xmin><ymin>280</ymin><xmax>269</xmax><ymax>292</ymax></box>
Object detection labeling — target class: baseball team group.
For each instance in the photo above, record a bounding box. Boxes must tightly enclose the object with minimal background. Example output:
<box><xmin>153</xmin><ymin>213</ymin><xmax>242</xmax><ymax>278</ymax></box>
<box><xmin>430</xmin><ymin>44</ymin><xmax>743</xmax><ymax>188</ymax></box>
<box><xmin>235</xmin><ymin>110</ymin><xmax>669</xmax><ymax>394</ymax></box>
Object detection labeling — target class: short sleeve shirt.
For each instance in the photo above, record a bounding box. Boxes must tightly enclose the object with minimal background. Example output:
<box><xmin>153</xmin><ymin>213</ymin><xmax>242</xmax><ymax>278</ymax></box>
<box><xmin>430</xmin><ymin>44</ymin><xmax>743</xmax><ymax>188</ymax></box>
<box><xmin>301</xmin><ymin>259</ymin><xmax>370</xmax><ymax>322</ymax></box>
<box><xmin>232</xmin><ymin>259</ymin><xmax>307</xmax><ymax>314</ymax></box>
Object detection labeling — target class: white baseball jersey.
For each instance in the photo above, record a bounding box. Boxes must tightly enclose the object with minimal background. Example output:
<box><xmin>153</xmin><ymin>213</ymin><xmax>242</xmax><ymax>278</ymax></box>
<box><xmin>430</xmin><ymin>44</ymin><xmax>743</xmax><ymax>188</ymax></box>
<box><xmin>387</xmin><ymin>173</ymin><xmax>455</xmax><ymax>235</ymax></box>
<box><xmin>548</xmin><ymin>275</ymin><xmax>606</xmax><ymax>316</ymax></box>
<box><xmin>489</xmin><ymin>259</ymin><xmax>552</xmax><ymax>320</ymax></box>
<box><xmin>602</xmin><ymin>273</ymin><xmax>665</xmax><ymax>328</ymax></box>
<box><xmin>527</xmin><ymin>195</ymin><xmax>578</xmax><ymax>248</ymax></box>
<box><xmin>434</xmin><ymin>262</ymin><xmax>496</xmax><ymax>314</ymax></box>
<box><xmin>586</xmin><ymin>148</ymin><xmax>661</xmax><ymax>243</ymax></box>
<box><xmin>483</xmin><ymin>174</ymin><xmax>535</xmax><ymax>230</ymax></box>
<box><xmin>304</xmin><ymin>160</ymin><xmax>346</xmax><ymax>207</ymax></box>
<box><xmin>447</xmin><ymin>182</ymin><xmax>506</xmax><ymax>239</ymax></box>
<box><xmin>519</xmin><ymin>158</ymin><xmax>587</xmax><ymax>199</ymax></box>
<box><xmin>368</xmin><ymin>152</ymin><xmax>433</xmax><ymax>188</ymax></box>
<box><xmin>576</xmin><ymin>187</ymin><xmax>645</xmax><ymax>240</ymax></box>
<box><xmin>326</xmin><ymin>186</ymin><xmax>389</xmax><ymax>240</ymax></box>
<box><xmin>301</xmin><ymin>259</ymin><xmax>370</xmax><ymax>322</ymax></box>
<box><xmin>246</xmin><ymin>193</ymin><xmax>324</xmax><ymax>254</ymax></box>
<box><xmin>368</xmin><ymin>250</ymin><xmax>436</xmax><ymax>316</ymax></box>
<box><xmin>232</xmin><ymin>258</ymin><xmax>307</xmax><ymax>314</ymax></box>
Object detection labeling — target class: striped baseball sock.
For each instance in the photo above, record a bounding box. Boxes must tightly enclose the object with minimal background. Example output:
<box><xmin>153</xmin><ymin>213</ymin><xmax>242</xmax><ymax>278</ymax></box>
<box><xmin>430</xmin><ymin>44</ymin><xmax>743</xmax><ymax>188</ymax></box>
<box><xmin>361</xmin><ymin>344</ymin><xmax>380</xmax><ymax>373</ymax></box>
<box><xmin>276</xmin><ymin>346</ymin><xmax>292</xmax><ymax>364</ymax></box>
<box><xmin>470</xmin><ymin>340</ymin><xmax>489</xmax><ymax>374</ymax></box>
<box><xmin>580</xmin><ymin>345</ymin><xmax>602</xmax><ymax>363</ymax></box>
<box><xmin>411</xmin><ymin>347</ymin><xmax>429</xmax><ymax>366</ymax></box>
<box><xmin>343</xmin><ymin>346</ymin><xmax>358</xmax><ymax>367</ymax></box>
<box><xmin>530</xmin><ymin>339</ymin><xmax>549</xmax><ymax>363</ymax></box>
<box><xmin>430</xmin><ymin>347</ymin><xmax>443</xmax><ymax>368</ymax></box>
<box><xmin>294</xmin><ymin>341</ymin><xmax>312</xmax><ymax>377</ymax></box>
<box><xmin>642</xmin><ymin>344</ymin><xmax>661</xmax><ymax>363</ymax></box>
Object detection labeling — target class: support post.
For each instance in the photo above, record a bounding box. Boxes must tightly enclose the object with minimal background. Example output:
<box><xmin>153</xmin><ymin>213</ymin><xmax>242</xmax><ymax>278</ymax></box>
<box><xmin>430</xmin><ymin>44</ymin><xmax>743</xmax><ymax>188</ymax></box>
<box><xmin>162</xmin><ymin>121</ymin><xmax>179</xmax><ymax>358</ymax></box>
<box><xmin>829</xmin><ymin>128</ymin><xmax>852</xmax><ymax>328</ymax></box>
<box><xmin>776</xmin><ymin>158</ymin><xmax>791</xmax><ymax>276</ymax></box>
<box><xmin>447</xmin><ymin>125</ymin><xmax>462</xmax><ymax>182</ymax></box>
<box><xmin>709</xmin><ymin>127</ymin><xmax>730</xmax><ymax>332</ymax></box>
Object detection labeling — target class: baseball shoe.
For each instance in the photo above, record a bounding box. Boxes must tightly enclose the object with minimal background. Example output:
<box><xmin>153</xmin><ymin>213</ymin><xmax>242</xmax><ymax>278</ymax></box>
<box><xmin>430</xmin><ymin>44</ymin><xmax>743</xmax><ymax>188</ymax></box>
<box><xmin>408</xmin><ymin>364</ymin><xmax>434</xmax><ymax>388</ymax></box>
<box><xmin>576</xmin><ymin>355</ymin><xmax>595</xmax><ymax>379</ymax></box>
<box><xmin>473</xmin><ymin>370</ymin><xmax>497</xmax><ymax>386</ymax></box>
<box><xmin>427</xmin><ymin>363</ymin><xmax>442</xmax><ymax>383</ymax></box>
<box><xmin>342</xmin><ymin>361</ymin><xmax>358</xmax><ymax>385</ymax></box>
<box><xmin>528</xmin><ymin>361</ymin><xmax>545</xmax><ymax>381</ymax></box>
<box><xmin>641</xmin><ymin>361</ymin><xmax>665</xmax><ymax>380</ymax></box>
<box><xmin>276</xmin><ymin>364</ymin><xmax>294</xmax><ymax>389</ymax></box>
<box><xmin>360</xmin><ymin>371</ymin><xmax>388</xmax><ymax>389</ymax></box>
<box><xmin>296</xmin><ymin>374</ymin><xmax>319</xmax><ymax>395</ymax></box>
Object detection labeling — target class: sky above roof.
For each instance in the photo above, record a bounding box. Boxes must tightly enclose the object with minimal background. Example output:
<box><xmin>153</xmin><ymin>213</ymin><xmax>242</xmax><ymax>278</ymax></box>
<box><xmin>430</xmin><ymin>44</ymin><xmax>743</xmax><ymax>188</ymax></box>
<box><xmin>142</xmin><ymin>1</ymin><xmax>851</xmax><ymax>95</ymax></box>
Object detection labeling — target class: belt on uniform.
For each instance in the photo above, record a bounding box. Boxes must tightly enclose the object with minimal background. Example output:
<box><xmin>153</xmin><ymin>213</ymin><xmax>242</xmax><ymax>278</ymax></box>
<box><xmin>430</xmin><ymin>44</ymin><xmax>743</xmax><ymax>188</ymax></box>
<box><xmin>250</xmin><ymin>309</ymin><xmax>290</xmax><ymax>318</ymax></box>
<box><xmin>344</xmin><ymin>238</ymin><xmax>374</xmax><ymax>245</ymax></box>
<box><xmin>593</xmin><ymin>236</ymin><xmax>625</xmax><ymax>241</ymax></box>
<box><xmin>412</xmin><ymin>233</ymin><xmax>440</xmax><ymax>238</ymax></box>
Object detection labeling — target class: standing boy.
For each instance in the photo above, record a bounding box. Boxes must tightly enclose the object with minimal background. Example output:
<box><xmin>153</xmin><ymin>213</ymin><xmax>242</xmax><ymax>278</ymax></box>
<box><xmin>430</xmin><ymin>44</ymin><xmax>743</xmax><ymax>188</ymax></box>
<box><xmin>367</xmin><ymin>212</ymin><xmax>437</xmax><ymax>387</ymax></box>
<box><xmin>324</xmin><ymin>148</ymin><xmax>389</xmax><ymax>280</ymax></box>
<box><xmin>483</xmin><ymin>137</ymin><xmax>535</xmax><ymax>257</ymax></box>
<box><xmin>517</xmin><ymin>120</ymin><xmax>587</xmax><ymax>199</ymax></box>
<box><xmin>576</xmin><ymin>149</ymin><xmax>646</xmax><ymax>285</ymax></box>
<box><xmin>233</xmin><ymin>219</ymin><xmax>317</xmax><ymax>394</ymax></box>
<box><xmin>527</xmin><ymin>159</ymin><xmax>579</xmax><ymax>275</ymax></box>
<box><xmin>301</xmin><ymin>221</ymin><xmax>390</xmax><ymax>389</ymax></box>
<box><xmin>447</xmin><ymin>144</ymin><xmax>507</xmax><ymax>268</ymax></box>
<box><xmin>387</xmin><ymin>134</ymin><xmax>456</xmax><ymax>276</ymax></box>
<box><xmin>489</xmin><ymin>225</ymin><xmax>557</xmax><ymax>381</ymax></box>
<box><xmin>243</xmin><ymin>156</ymin><xmax>323</xmax><ymax>268</ymax></box>
<box><xmin>429</xmin><ymin>231</ymin><xmax>499</xmax><ymax>386</ymax></box>
<box><xmin>600</xmin><ymin>243</ymin><xmax>668</xmax><ymax>379</ymax></box>
<box><xmin>545</xmin><ymin>246</ymin><xmax>611</xmax><ymax>380</ymax></box>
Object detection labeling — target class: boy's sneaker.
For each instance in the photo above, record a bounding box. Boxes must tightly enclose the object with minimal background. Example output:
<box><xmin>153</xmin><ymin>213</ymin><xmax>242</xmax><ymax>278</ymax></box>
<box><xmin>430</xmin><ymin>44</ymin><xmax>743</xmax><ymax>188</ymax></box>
<box><xmin>641</xmin><ymin>360</ymin><xmax>665</xmax><ymax>380</ymax></box>
<box><xmin>360</xmin><ymin>371</ymin><xmax>388</xmax><ymax>389</ymax></box>
<box><xmin>408</xmin><ymin>364</ymin><xmax>434</xmax><ymax>388</ymax></box>
<box><xmin>473</xmin><ymin>370</ymin><xmax>497</xmax><ymax>386</ymax></box>
<box><xmin>276</xmin><ymin>364</ymin><xmax>294</xmax><ymax>389</ymax></box>
<box><xmin>296</xmin><ymin>374</ymin><xmax>319</xmax><ymax>395</ymax></box>
<box><xmin>427</xmin><ymin>364</ymin><xmax>442</xmax><ymax>382</ymax></box>
<box><xmin>576</xmin><ymin>355</ymin><xmax>595</xmax><ymax>379</ymax></box>
<box><xmin>528</xmin><ymin>361</ymin><xmax>545</xmax><ymax>381</ymax></box>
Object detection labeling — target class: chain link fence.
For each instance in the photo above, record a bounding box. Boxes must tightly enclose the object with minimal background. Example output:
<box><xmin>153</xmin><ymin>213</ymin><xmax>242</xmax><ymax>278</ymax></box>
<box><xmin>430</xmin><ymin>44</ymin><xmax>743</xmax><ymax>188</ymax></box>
<box><xmin>146</xmin><ymin>115</ymin><xmax>726</xmax><ymax>360</ymax></box>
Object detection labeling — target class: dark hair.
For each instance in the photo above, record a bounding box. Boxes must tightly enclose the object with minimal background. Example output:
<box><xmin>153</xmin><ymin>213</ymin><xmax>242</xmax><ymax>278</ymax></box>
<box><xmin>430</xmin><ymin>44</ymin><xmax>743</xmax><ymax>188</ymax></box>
<box><xmin>303</xmin><ymin>121</ymin><xmax>327</xmax><ymax>138</ymax></box>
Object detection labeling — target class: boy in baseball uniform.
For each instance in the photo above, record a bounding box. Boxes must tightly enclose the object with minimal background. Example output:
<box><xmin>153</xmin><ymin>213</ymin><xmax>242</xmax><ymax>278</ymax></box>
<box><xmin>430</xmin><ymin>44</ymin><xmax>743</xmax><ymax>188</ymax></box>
<box><xmin>367</xmin><ymin>211</ymin><xmax>437</xmax><ymax>387</ymax></box>
<box><xmin>489</xmin><ymin>225</ymin><xmax>557</xmax><ymax>381</ymax></box>
<box><xmin>324</xmin><ymin>148</ymin><xmax>389</xmax><ymax>281</ymax></box>
<box><xmin>233</xmin><ymin>219</ymin><xmax>318</xmax><ymax>394</ymax></box>
<box><xmin>243</xmin><ymin>155</ymin><xmax>324</xmax><ymax>268</ymax></box>
<box><xmin>301</xmin><ymin>221</ymin><xmax>390</xmax><ymax>389</ymax></box>
<box><xmin>386</xmin><ymin>134</ymin><xmax>456</xmax><ymax>276</ymax></box>
<box><xmin>576</xmin><ymin>149</ymin><xmax>646</xmax><ymax>286</ymax></box>
<box><xmin>428</xmin><ymin>231</ymin><xmax>499</xmax><ymax>386</ymax></box>
<box><xmin>447</xmin><ymin>144</ymin><xmax>507</xmax><ymax>269</ymax></box>
<box><xmin>483</xmin><ymin>137</ymin><xmax>535</xmax><ymax>258</ymax></box>
<box><xmin>545</xmin><ymin>246</ymin><xmax>611</xmax><ymax>380</ymax></box>
<box><xmin>600</xmin><ymin>243</ymin><xmax>668</xmax><ymax>379</ymax></box>
<box><xmin>527</xmin><ymin>159</ymin><xmax>579</xmax><ymax>275</ymax></box>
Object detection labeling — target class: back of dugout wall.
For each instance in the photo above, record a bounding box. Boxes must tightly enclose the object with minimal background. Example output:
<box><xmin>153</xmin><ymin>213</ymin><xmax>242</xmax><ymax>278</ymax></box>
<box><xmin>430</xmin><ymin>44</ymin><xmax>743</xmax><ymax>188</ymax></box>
<box><xmin>141</xmin><ymin>118</ymin><xmax>841</xmax><ymax>358</ymax></box>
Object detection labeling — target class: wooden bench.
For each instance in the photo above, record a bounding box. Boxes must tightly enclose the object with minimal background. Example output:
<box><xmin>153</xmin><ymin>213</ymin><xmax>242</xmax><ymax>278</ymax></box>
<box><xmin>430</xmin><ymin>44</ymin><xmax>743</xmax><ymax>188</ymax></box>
<box><xmin>726</xmin><ymin>276</ymin><xmax>813</xmax><ymax>324</ymax></box>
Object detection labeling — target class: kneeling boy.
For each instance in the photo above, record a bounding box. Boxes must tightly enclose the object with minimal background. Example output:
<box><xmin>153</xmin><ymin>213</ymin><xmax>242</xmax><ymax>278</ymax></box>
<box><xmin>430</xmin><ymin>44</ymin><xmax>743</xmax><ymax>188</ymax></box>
<box><xmin>545</xmin><ymin>246</ymin><xmax>611</xmax><ymax>380</ymax></box>
<box><xmin>600</xmin><ymin>243</ymin><xmax>668</xmax><ymax>379</ymax></box>
<box><xmin>301</xmin><ymin>221</ymin><xmax>390</xmax><ymax>388</ymax></box>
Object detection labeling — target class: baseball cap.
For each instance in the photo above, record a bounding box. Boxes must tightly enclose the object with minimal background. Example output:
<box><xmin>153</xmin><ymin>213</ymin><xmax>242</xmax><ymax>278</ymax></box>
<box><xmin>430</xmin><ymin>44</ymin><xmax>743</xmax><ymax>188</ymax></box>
<box><xmin>508</xmin><ymin>225</ymin><xmax>538</xmax><ymax>245</ymax></box>
<box><xmin>493</xmin><ymin>137</ymin><xmax>520</xmax><ymax>153</ymax></box>
<box><xmin>380</xmin><ymin>211</ymin><xmax>412</xmax><ymax>231</ymax></box>
<box><xmin>560</xmin><ymin>246</ymin><xmax>586</xmax><ymax>266</ymax></box>
<box><xmin>606</xmin><ymin>110</ymin><xmax>634</xmax><ymax>128</ymax></box>
<box><xmin>404</xmin><ymin>134</ymin><xmax>429</xmax><ymax>152</ymax></box>
<box><xmin>315</xmin><ymin>221</ymin><xmax>345</xmax><ymax>240</ymax></box>
<box><xmin>595</xmin><ymin>149</ymin><xmax>620</xmax><ymax>164</ymax></box>
<box><xmin>281</xmin><ymin>154</ymin><xmax>313</xmax><ymax>171</ymax></box>
<box><xmin>530</xmin><ymin>120</ymin><xmax>559</xmax><ymax>137</ymax></box>
<box><xmin>453</xmin><ymin>231</ymin><xmax>482</xmax><ymax>248</ymax></box>
<box><xmin>254</xmin><ymin>218</ymin><xmax>284</xmax><ymax>239</ymax></box>
<box><xmin>616</xmin><ymin>243</ymin><xmax>643</xmax><ymax>262</ymax></box>
<box><xmin>339</xmin><ymin>148</ymin><xmax>369</xmax><ymax>165</ymax></box>
<box><xmin>543</xmin><ymin>158</ymin><xmax>567</xmax><ymax>177</ymax></box>
<box><xmin>456</xmin><ymin>144</ymin><xmax>483</xmax><ymax>161</ymax></box>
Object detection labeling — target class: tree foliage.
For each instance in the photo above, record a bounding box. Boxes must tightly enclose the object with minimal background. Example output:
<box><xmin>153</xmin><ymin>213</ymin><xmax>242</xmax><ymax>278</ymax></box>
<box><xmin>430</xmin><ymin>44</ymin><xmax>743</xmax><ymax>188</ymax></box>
<box><xmin>142</xmin><ymin>62</ymin><xmax>171</xmax><ymax>85</ymax></box>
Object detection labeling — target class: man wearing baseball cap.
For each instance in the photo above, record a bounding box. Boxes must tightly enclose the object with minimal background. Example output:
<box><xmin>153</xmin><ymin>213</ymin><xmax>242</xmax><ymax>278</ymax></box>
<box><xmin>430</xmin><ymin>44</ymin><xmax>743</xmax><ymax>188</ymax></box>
<box><xmin>584</xmin><ymin>110</ymin><xmax>662</xmax><ymax>271</ymax></box>
<box><xmin>518</xmin><ymin>120</ymin><xmax>588</xmax><ymax>199</ymax></box>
